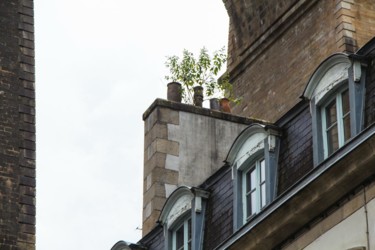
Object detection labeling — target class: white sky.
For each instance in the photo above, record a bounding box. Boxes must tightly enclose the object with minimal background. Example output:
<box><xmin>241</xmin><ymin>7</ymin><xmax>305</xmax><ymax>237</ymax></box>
<box><xmin>34</xmin><ymin>1</ymin><xmax>229</xmax><ymax>249</ymax></box>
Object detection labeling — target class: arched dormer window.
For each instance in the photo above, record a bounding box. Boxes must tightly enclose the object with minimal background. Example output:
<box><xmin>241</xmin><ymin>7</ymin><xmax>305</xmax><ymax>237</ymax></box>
<box><xmin>303</xmin><ymin>53</ymin><xmax>366</xmax><ymax>165</ymax></box>
<box><xmin>159</xmin><ymin>186</ymin><xmax>209</xmax><ymax>250</ymax></box>
<box><xmin>226</xmin><ymin>124</ymin><xmax>281</xmax><ymax>229</ymax></box>
<box><xmin>111</xmin><ymin>241</ymin><xmax>145</xmax><ymax>250</ymax></box>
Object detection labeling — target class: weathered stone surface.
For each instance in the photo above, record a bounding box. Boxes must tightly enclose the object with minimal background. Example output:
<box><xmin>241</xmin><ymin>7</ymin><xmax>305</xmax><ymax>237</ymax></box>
<box><xmin>142</xmin><ymin>100</ymin><xmax>251</xmax><ymax>236</ymax></box>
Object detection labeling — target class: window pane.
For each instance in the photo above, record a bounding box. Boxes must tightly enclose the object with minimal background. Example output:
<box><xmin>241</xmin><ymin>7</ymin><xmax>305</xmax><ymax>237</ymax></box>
<box><xmin>341</xmin><ymin>89</ymin><xmax>350</xmax><ymax>114</ymax></box>
<box><xmin>176</xmin><ymin>225</ymin><xmax>184</xmax><ymax>249</ymax></box>
<box><xmin>261</xmin><ymin>183</ymin><xmax>266</xmax><ymax>208</ymax></box>
<box><xmin>246</xmin><ymin>193</ymin><xmax>251</xmax><ymax>217</ymax></box>
<box><xmin>260</xmin><ymin>159</ymin><xmax>265</xmax><ymax>182</ymax></box>
<box><xmin>326</xmin><ymin>100</ymin><xmax>337</xmax><ymax>127</ymax></box>
<box><xmin>250</xmin><ymin>169</ymin><xmax>256</xmax><ymax>190</ymax></box>
<box><xmin>246</xmin><ymin>171</ymin><xmax>250</xmax><ymax>192</ymax></box>
<box><xmin>251</xmin><ymin>192</ymin><xmax>257</xmax><ymax>216</ymax></box>
<box><xmin>187</xmin><ymin>219</ymin><xmax>191</xmax><ymax>240</ymax></box>
<box><xmin>327</xmin><ymin>125</ymin><xmax>339</xmax><ymax>155</ymax></box>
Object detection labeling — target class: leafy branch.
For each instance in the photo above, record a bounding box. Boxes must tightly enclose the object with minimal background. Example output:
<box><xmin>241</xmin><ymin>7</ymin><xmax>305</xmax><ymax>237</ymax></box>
<box><xmin>165</xmin><ymin>47</ymin><xmax>239</xmax><ymax>104</ymax></box>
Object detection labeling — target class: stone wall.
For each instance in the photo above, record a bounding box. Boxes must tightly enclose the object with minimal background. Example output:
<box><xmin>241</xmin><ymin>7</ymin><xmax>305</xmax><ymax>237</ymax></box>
<box><xmin>0</xmin><ymin>0</ymin><xmax>36</xmax><ymax>249</ymax></box>
<box><xmin>141</xmin><ymin>99</ymin><xmax>253</xmax><ymax>236</ymax></box>
<box><xmin>281</xmin><ymin>178</ymin><xmax>375</xmax><ymax>250</ymax></box>
<box><xmin>223</xmin><ymin>0</ymin><xmax>375</xmax><ymax>122</ymax></box>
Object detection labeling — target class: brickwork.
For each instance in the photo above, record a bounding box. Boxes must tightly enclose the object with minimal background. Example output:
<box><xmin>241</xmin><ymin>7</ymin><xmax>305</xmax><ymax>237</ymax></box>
<box><xmin>143</xmin><ymin>107</ymin><xmax>180</xmax><ymax>236</ymax></box>
<box><xmin>0</xmin><ymin>0</ymin><xmax>36</xmax><ymax>249</ymax></box>
<box><xmin>351</xmin><ymin>0</ymin><xmax>375</xmax><ymax>50</ymax></box>
<box><xmin>223</xmin><ymin>0</ymin><xmax>375</xmax><ymax>122</ymax></box>
<box><xmin>223</xmin><ymin>0</ymin><xmax>298</xmax><ymax>71</ymax></box>
<box><xmin>365</xmin><ymin>59</ymin><xmax>375</xmax><ymax>126</ymax></box>
<box><xmin>203</xmin><ymin>167</ymin><xmax>233</xmax><ymax>250</ymax></box>
<box><xmin>277</xmin><ymin>103</ymin><xmax>313</xmax><ymax>194</ymax></box>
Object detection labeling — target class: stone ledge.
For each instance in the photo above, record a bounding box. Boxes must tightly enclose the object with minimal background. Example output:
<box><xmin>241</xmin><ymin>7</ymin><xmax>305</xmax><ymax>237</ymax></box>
<box><xmin>143</xmin><ymin>98</ymin><xmax>267</xmax><ymax>125</ymax></box>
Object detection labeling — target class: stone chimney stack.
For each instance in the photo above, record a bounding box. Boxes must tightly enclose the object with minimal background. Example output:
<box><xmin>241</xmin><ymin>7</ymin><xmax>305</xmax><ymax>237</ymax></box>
<box><xmin>141</xmin><ymin>98</ymin><xmax>253</xmax><ymax>236</ymax></box>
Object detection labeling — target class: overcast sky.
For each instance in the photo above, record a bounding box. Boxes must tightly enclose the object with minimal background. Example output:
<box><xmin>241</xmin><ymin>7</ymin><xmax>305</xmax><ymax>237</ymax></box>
<box><xmin>34</xmin><ymin>1</ymin><xmax>228</xmax><ymax>249</ymax></box>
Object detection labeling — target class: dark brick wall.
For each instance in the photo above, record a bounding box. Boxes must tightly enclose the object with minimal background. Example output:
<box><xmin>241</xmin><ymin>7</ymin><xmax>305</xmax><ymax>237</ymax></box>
<box><xmin>365</xmin><ymin>59</ymin><xmax>375</xmax><ymax>127</ymax></box>
<box><xmin>0</xmin><ymin>0</ymin><xmax>36</xmax><ymax>249</ymax></box>
<box><xmin>203</xmin><ymin>168</ymin><xmax>233</xmax><ymax>250</ymax></box>
<box><xmin>277</xmin><ymin>104</ymin><xmax>313</xmax><ymax>194</ymax></box>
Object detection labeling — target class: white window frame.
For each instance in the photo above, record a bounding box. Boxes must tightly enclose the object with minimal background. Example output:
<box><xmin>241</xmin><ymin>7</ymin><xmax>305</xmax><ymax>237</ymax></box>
<box><xmin>321</xmin><ymin>87</ymin><xmax>350</xmax><ymax>158</ymax></box>
<box><xmin>172</xmin><ymin>217</ymin><xmax>191</xmax><ymax>250</ymax></box>
<box><xmin>303</xmin><ymin>54</ymin><xmax>365</xmax><ymax>165</ymax></box>
<box><xmin>241</xmin><ymin>157</ymin><xmax>266</xmax><ymax>223</ymax></box>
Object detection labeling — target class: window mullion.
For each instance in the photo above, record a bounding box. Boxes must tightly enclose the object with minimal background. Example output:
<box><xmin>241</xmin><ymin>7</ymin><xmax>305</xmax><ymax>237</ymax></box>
<box><xmin>242</xmin><ymin>170</ymin><xmax>247</xmax><ymax>224</ymax></box>
<box><xmin>184</xmin><ymin>220</ymin><xmax>188</xmax><ymax>250</ymax></box>
<box><xmin>172</xmin><ymin>231</ymin><xmax>176</xmax><ymax>250</ymax></box>
<box><xmin>321</xmin><ymin>107</ymin><xmax>329</xmax><ymax>158</ymax></box>
<box><xmin>256</xmin><ymin>161</ymin><xmax>261</xmax><ymax>213</ymax></box>
<box><xmin>336</xmin><ymin>92</ymin><xmax>345</xmax><ymax>147</ymax></box>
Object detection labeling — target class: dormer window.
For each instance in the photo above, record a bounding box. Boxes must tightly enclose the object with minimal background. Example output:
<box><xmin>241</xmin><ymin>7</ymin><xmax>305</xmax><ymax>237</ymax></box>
<box><xmin>303</xmin><ymin>53</ymin><xmax>366</xmax><ymax>165</ymax></box>
<box><xmin>226</xmin><ymin>124</ymin><xmax>281</xmax><ymax>229</ymax></box>
<box><xmin>159</xmin><ymin>186</ymin><xmax>209</xmax><ymax>250</ymax></box>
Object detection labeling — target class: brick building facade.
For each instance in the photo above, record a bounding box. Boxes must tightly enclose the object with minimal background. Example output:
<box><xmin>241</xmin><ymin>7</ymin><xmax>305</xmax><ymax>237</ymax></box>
<box><xmin>0</xmin><ymin>1</ymin><xmax>36</xmax><ymax>249</ymax></box>
<box><xmin>113</xmin><ymin>0</ymin><xmax>375</xmax><ymax>250</ymax></box>
<box><xmin>225</xmin><ymin>0</ymin><xmax>375</xmax><ymax>122</ymax></box>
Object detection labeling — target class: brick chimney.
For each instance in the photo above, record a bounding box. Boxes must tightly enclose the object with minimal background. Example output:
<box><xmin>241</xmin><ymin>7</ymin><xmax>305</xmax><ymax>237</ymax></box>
<box><xmin>0</xmin><ymin>0</ymin><xmax>36</xmax><ymax>248</ymax></box>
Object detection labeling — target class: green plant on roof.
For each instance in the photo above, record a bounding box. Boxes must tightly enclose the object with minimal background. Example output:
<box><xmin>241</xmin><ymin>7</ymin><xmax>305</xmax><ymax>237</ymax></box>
<box><xmin>165</xmin><ymin>47</ymin><xmax>239</xmax><ymax>104</ymax></box>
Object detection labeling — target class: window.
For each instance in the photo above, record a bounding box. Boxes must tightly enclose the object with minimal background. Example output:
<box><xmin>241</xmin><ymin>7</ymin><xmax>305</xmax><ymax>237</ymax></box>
<box><xmin>243</xmin><ymin>158</ymin><xmax>266</xmax><ymax>221</ymax></box>
<box><xmin>159</xmin><ymin>186</ymin><xmax>209</xmax><ymax>250</ymax></box>
<box><xmin>303</xmin><ymin>54</ymin><xmax>365</xmax><ymax>165</ymax></box>
<box><xmin>172</xmin><ymin>218</ymin><xmax>191</xmax><ymax>250</ymax></box>
<box><xmin>321</xmin><ymin>87</ymin><xmax>351</xmax><ymax>158</ymax></box>
<box><xmin>226</xmin><ymin>124</ymin><xmax>281</xmax><ymax>229</ymax></box>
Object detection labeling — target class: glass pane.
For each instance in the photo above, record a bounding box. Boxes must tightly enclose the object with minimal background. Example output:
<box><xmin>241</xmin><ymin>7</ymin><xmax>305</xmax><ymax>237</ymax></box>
<box><xmin>176</xmin><ymin>225</ymin><xmax>184</xmax><ymax>249</ymax></box>
<box><xmin>260</xmin><ymin>159</ymin><xmax>265</xmax><ymax>182</ymax></box>
<box><xmin>341</xmin><ymin>89</ymin><xmax>350</xmax><ymax>115</ymax></box>
<box><xmin>327</xmin><ymin>125</ymin><xmax>339</xmax><ymax>155</ymax></box>
<box><xmin>251</xmin><ymin>192</ymin><xmax>257</xmax><ymax>215</ymax></box>
<box><xmin>246</xmin><ymin>171</ymin><xmax>250</xmax><ymax>193</ymax></box>
<box><xmin>343</xmin><ymin>114</ymin><xmax>351</xmax><ymax>142</ymax></box>
<box><xmin>326</xmin><ymin>100</ymin><xmax>337</xmax><ymax>128</ymax></box>
<box><xmin>261</xmin><ymin>183</ymin><xmax>266</xmax><ymax>208</ymax></box>
<box><xmin>187</xmin><ymin>219</ymin><xmax>191</xmax><ymax>242</ymax></box>
<box><xmin>250</xmin><ymin>169</ymin><xmax>256</xmax><ymax>190</ymax></box>
<box><xmin>246</xmin><ymin>193</ymin><xmax>251</xmax><ymax>218</ymax></box>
